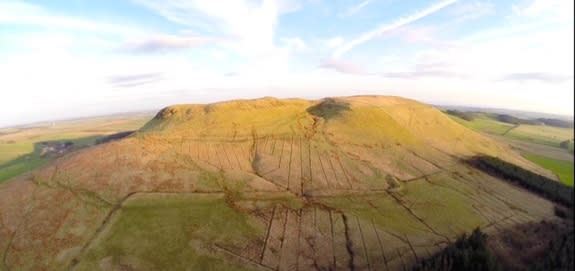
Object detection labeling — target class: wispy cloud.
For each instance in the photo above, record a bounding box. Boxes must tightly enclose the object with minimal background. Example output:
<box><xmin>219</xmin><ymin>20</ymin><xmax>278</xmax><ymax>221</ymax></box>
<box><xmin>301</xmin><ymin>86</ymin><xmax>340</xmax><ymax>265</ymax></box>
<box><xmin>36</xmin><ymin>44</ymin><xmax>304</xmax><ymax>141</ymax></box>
<box><xmin>119</xmin><ymin>35</ymin><xmax>217</xmax><ymax>53</ymax></box>
<box><xmin>381</xmin><ymin>70</ymin><xmax>464</xmax><ymax>79</ymax></box>
<box><xmin>223</xmin><ymin>72</ymin><xmax>239</xmax><ymax>77</ymax></box>
<box><xmin>319</xmin><ymin>58</ymin><xmax>369</xmax><ymax>75</ymax></box>
<box><xmin>382</xmin><ymin>25</ymin><xmax>436</xmax><ymax>43</ymax></box>
<box><xmin>332</xmin><ymin>0</ymin><xmax>457</xmax><ymax>58</ymax></box>
<box><xmin>382</xmin><ymin>60</ymin><xmax>465</xmax><ymax>79</ymax></box>
<box><xmin>108</xmin><ymin>73</ymin><xmax>164</xmax><ymax>88</ymax></box>
<box><xmin>499</xmin><ymin>73</ymin><xmax>573</xmax><ymax>83</ymax></box>
<box><xmin>281</xmin><ymin>37</ymin><xmax>307</xmax><ymax>51</ymax></box>
<box><xmin>448</xmin><ymin>1</ymin><xmax>495</xmax><ymax>23</ymax></box>
<box><xmin>343</xmin><ymin>0</ymin><xmax>371</xmax><ymax>17</ymax></box>
<box><xmin>512</xmin><ymin>0</ymin><xmax>574</xmax><ymax>22</ymax></box>
<box><xmin>0</xmin><ymin>0</ymin><xmax>146</xmax><ymax>36</ymax></box>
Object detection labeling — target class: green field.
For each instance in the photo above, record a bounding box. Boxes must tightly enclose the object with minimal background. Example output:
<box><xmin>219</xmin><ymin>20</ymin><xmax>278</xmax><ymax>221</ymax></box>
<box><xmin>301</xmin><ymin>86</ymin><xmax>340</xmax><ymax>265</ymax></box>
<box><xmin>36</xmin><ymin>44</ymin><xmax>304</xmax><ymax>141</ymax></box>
<box><xmin>448</xmin><ymin>111</ymin><xmax>574</xmax><ymax>187</ymax></box>
<box><xmin>76</xmin><ymin>194</ymin><xmax>259</xmax><ymax>271</ymax></box>
<box><xmin>447</xmin><ymin>112</ymin><xmax>573</xmax><ymax>146</ymax></box>
<box><xmin>447</xmin><ymin>112</ymin><xmax>574</xmax><ymax>163</ymax></box>
<box><xmin>0</xmin><ymin>114</ymin><xmax>152</xmax><ymax>184</ymax></box>
<box><xmin>448</xmin><ymin>114</ymin><xmax>515</xmax><ymax>135</ymax></box>
<box><xmin>507</xmin><ymin>125</ymin><xmax>574</xmax><ymax>147</ymax></box>
<box><xmin>522</xmin><ymin>153</ymin><xmax>574</xmax><ymax>187</ymax></box>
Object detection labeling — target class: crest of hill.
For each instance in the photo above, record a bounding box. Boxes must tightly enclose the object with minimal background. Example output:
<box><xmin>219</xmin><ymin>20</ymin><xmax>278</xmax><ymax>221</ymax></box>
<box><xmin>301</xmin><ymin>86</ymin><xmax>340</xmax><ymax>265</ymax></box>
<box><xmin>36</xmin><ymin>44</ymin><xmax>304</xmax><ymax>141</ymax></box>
<box><xmin>133</xmin><ymin>96</ymin><xmax>551</xmax><ymax>177</ymax></box>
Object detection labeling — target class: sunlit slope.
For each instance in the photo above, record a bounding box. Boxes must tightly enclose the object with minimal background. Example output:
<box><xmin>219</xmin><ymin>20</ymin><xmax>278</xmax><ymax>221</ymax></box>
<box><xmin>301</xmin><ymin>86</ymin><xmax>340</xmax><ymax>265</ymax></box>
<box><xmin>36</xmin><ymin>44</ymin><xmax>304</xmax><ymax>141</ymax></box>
<box><xmin>0</xmin><ymin>96</ymin><xmax>559</xmax><ymax>271</ymax></box>
<box><xmin>138</xmin><ymin>95</ymin><xmax>552</xmax><ymax>181</ymax></box>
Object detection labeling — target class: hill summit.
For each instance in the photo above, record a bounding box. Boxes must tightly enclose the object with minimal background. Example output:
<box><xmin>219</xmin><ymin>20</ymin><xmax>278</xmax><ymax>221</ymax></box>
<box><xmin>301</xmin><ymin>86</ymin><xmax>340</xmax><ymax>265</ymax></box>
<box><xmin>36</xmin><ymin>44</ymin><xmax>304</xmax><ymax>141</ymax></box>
<box><xmin>0</xmin><ymin>96</ymin><xmax>558</xmax><ymax>270</ymax></box>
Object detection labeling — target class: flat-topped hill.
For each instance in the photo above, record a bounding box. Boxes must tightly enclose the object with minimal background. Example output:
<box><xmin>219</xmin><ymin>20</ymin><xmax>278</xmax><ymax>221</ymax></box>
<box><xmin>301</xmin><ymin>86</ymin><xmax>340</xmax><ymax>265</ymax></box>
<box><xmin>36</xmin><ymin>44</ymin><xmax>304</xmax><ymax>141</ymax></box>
<box><xmin>0</xmin><ymin>96</ymin><xmax>560</xmax><ymax>270</ymax></box>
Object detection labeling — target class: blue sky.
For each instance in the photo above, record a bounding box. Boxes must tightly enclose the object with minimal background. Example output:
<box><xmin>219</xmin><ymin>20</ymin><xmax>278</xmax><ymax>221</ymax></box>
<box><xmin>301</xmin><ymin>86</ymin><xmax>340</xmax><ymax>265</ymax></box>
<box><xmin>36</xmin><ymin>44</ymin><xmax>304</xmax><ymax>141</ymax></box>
<box><xmin>0</xmin><ymin>0</ymin><xmax>573</xmax><ymax>126</ymax></box>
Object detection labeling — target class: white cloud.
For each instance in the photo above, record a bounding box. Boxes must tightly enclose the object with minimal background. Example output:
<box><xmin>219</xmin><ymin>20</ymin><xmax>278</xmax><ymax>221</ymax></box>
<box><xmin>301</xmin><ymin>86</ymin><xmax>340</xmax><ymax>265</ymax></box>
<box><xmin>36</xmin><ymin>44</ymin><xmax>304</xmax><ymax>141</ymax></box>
<box><xmin>319</xmin><ymin>58</ymin><xmax>369</xmax><ymax>74</ymax></box>
<box><xmin>332</xmin><ymin>0</ymin><xmax>457</xmax><ymax>58</ymax></box>
<box><xmin>132</xmin><ymin>0</ymin><xmax>302</xmax><ymax>77</ymax></box>
<box><xmin>324</xmin><ymin>36</ymin><xmax>344</xmax><ymax>49</ymax></box>
<box><xmin>499</xmin><ymin>73</ymin><xmax>573</xmax><ymax>83</ymax></box>
<box><xmin>0</xmin><ymin>0</ymin><xmax>573</xmax><ymax>126</ymax></box>
<box><xmin>448</xmin><ymin>1</ymin><xmax>495</xmax><ymax>23</ymax></box>
<box><xmin>343</xmin><ymin>0</ymin><xmax>371</xmax><ymax>17</ymax></box>
<box><xmin>132</xmin><ymin>0</ymin><xmax>299</xmax><ymax>54</ymax></box>
<box><xmin>513</xmin><ymin>0</ymin><xmax>574</xmax><ymax>22</ymax></box>
<box><xmin>281</xmin><ymin>37</ymin><xmax>307</xmax><ymax>51</ymax></box>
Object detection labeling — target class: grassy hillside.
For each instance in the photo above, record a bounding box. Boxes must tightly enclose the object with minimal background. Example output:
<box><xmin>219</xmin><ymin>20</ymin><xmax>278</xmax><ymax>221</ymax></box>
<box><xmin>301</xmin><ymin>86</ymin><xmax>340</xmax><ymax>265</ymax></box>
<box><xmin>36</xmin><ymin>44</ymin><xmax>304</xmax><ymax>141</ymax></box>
<box><xmin>0</xmin><ymin>96</ymin><xmax>562</xmax><ymax>271</ymax></box>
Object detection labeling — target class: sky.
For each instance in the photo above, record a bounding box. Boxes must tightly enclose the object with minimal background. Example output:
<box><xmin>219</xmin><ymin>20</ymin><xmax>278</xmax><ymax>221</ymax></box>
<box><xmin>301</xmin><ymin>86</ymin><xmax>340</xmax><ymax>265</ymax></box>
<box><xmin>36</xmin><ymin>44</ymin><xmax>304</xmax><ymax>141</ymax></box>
<box><xmin>0</xmin><ymin>0</ymin><xmax>573</xmax><ymax>127</ymax></box>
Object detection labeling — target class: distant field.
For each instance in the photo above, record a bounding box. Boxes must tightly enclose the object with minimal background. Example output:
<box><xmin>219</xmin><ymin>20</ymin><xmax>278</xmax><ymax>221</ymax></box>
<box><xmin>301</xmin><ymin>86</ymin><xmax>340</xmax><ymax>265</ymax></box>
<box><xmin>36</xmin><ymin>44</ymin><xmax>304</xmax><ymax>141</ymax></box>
<box><xmin>448</xmin><ymin>115</ymin><xmax>515</xmax><ymax>135</ymax></box>
<box><xmin>522</xmin><ymin>152</ymin><xmax>574</xmax><ymax>187</ymax></box>
<box><xmin>0</xmin><ymin>113</ymin><xmax>152</xmax><ymax>184</ymax></box>
<box><xmin>447</xmin><ymin>112</ymin><xmax>574</xmax><ymax>162</ymax></box>
<box><xmin>507</xmin><ymin>125</ymin><xmax>574</xmax><ymax>147</ymax></box>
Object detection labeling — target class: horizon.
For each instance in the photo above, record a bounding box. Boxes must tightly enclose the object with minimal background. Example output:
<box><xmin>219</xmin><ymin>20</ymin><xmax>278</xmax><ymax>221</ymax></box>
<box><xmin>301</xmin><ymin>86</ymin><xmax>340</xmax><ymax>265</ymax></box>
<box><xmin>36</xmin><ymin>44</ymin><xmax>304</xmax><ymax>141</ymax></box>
<box><xmin>2</xmin><ymin>95</ymin><xmax>572</xmax><ymax>129</ymax></box>
<box><xmin>1</xmin><ymin>0</ymin><xmax>573</xmax><ymax>127</ymax></box>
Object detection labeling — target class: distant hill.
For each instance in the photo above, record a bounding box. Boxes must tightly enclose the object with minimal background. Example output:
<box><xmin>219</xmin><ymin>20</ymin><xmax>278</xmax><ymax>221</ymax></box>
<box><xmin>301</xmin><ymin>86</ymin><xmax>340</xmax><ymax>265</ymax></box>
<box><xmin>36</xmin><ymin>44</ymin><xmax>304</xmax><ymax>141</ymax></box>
<box><xmin>537</xmin><ymin>118</ymin><xmax>574</xmax><ymax>128</ymax></box>
<box><xmin>443</xmin><ymin>108</ymin><xmax>574</xmax><ymax>129</ymax></box>
<box><xmin>437</xmin><ymin>105</ymin><xmax>573</xmax><ymax>122</ymax></box>
<box><xmin>0</xmin><ymin>96</ymin><xmax>562</xmax><ymax>271</ymax></box>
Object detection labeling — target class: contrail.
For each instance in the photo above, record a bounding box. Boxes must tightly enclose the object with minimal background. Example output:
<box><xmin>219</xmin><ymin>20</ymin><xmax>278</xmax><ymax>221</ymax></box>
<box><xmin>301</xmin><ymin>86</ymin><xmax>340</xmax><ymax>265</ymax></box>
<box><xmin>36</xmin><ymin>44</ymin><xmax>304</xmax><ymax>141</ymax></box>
<box><xmin>333</xmin><ymin>0</ymin><xmax>457</xmax><ymax>58</ymax></box>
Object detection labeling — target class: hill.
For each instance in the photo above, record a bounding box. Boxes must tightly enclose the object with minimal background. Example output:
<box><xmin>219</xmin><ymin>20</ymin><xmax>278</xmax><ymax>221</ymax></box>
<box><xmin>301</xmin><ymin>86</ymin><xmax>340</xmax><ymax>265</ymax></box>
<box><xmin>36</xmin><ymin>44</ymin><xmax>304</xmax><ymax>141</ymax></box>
<box><xmin>0</xmin><ymin>96</ymin><xmax>562</xmax><ymax>270</ymax></box>
<box><xmin>437</xmin><ymin>105</ymin><xmax>574</xmax><ymax>122</ymax></box>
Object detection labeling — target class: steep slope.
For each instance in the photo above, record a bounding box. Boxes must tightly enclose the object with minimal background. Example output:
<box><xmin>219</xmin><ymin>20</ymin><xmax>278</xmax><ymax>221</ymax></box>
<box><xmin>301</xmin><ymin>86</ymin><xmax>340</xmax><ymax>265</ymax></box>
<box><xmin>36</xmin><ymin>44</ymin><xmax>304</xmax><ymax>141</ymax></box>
<box><xmin>0</xmin><ymin>96</ymin><xmax>559</xmax><ymax>271</ymax></box>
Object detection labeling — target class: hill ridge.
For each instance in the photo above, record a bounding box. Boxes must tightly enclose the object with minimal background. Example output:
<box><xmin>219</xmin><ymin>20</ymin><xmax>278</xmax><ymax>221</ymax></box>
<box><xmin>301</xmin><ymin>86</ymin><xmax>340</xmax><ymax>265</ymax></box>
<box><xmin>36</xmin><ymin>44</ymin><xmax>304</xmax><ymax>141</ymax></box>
<box><xmin>0</xmin><ymin>95</ymin><xmax>561</xmax><ymax>271</ymax></box>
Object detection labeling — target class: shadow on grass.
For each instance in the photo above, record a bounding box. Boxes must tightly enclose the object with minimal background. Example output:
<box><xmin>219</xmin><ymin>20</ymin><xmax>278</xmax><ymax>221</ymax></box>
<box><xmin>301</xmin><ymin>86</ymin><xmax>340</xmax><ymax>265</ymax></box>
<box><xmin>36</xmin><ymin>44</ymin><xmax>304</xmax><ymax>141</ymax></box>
<box><xmin>306</xmin><ymin>98</ymin><xmax>350</xmax><ymax>121</ymax></box>
<box><xmin>0</xmin><ymin>135</ymin><xmax>106</xmax><ymax>184</ymax></box>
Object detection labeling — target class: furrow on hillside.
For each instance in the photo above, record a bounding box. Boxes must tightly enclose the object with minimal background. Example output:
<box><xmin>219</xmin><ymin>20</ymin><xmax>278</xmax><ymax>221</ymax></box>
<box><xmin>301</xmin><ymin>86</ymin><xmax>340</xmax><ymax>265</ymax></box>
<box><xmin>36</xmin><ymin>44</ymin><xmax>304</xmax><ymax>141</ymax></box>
<box><xmin>278</xmin><ymin>210</ymin><xmax>300</xmax><ymax>271</ymax></box>
<box><xmin>297</xmin><ymin>208</ymin><xmax>317</xmax><ymax>271</ymax></box>
<box><xmin>325</xmin><ymin>211</ymin><xmax>336</xmax><ymax>269</ymax></box>
<box><xmin>341</xmin><ymin>214</ymin><xmax>355</xmax><ymax>271</ymax></box>
<box><xmin>335</xmin><ymin>153</ymin><xmax>353</xmax><ymax>189</ymax></box>
<box><xmin>315</xmin><ymin>149</ymin><xmax>330</xmax><ymax>189</ymax></box>
<box><xmin>355</xmin><ymin>216</ymin><xmax>372</xmax><ymax>271</ymax></box>
<box><xmin>1</xmin><ymin>186</ymin><xmax>37</xmax><ymax>271</ymax></box>
<box><xmin>278</xmin><ymin>139</ymin><xmax>285</xmax><ymax>169</ymax></box>
<box><xmin>232</xmin><ymin>145</ymin><xmax>243</xmax><ymax>170</ymax></box>
<box><xmin>404</xmin><ymin>235</ymin><xmax>419</xmax><ymax>263</ymax></box>
<box><xmin>261</xmin><ymin>207</ymin><xmax>287</xmax><ymax>269</ymax></box>
<box><xmin>386</xmin><ymin>192</ymin><xmax>451</xmax><ymax>242</ymax></box>
<box><xmin>213</xmin><ymin>244</ymin><xmax>274</xmax><ymax>271</ymax></box>
<box><xmin>313</xmin><ymin>208</ymin><xmax>335</xmax><ymax>269</ymax></box>
<box><xmin>372</xmin><ymin>220</ymin><xmax>390</xmax><ymax>271</ymax></box>
<box><xmin>326</xmin><ymin>154</ymin><xmax>346</xmax><ymax>189</ymax></box>
<box><xmin>259</xmin><ymin>205</ymin><xmax>276</xmax><ymax>264</ymax></box>
<box><xmin>287</xmin><ymin>136</ymin><xmax>294</xmax><ymax>194</ymax></box>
